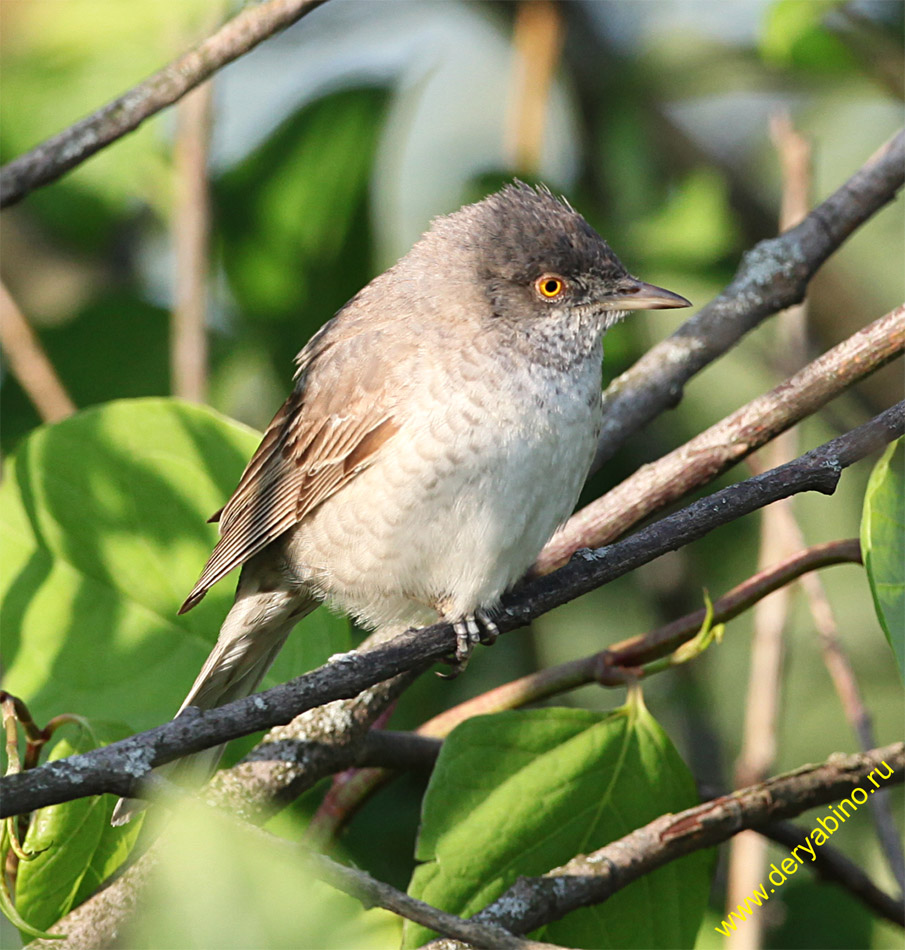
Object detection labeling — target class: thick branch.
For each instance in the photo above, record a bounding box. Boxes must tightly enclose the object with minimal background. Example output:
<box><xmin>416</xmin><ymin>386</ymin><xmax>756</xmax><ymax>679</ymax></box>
<box><xmin>206</xmin><ymin>670</ymin><xmax>417</xmax><ymax>822</ymax></box>
<box><xmin>2</xmin><ymin>405</ymin><xmax>900</xmax><ymax>819</ymax></box>
<box><xmin>0</xmin><ymin>0</ymin><xmax>328</xmax><ymax>207</ymax></box>
<box><xmin>459</xmin><ymin>744</ymin><xmax>905</xmax><ymax>939</ymax></box>
<box><xmin>589</xmin><ymin>128</ymin><xmax>904</xmax><ymax>473</ymax></box>
<box><xmin>306</xmin><ymin>539</ymin><xmax>863</xmax><ymax>843</ymax></box>
<box><xmin>22</xmin><ymin>674</ymin><xmax>416</xmax><ymax>950</ymax></box>
<box><xmin>537</xmin><ymin>305</ymin><xmax>904</xmax><ymax>572</ymax></box>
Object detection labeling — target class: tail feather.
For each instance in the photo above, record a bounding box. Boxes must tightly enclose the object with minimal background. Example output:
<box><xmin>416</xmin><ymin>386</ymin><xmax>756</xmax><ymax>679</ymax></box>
<box><xmin>111</xmin><ymin>570</ymin><xmax>317</xmax><ymax>826</ymax></box>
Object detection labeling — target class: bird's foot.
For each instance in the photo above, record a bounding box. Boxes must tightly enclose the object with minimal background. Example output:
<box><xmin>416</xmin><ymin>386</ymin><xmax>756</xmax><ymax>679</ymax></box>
<box><xmin>437</xmin><ymin>608</ymin><xmax>500</xmax><ymax>679</ymax></box>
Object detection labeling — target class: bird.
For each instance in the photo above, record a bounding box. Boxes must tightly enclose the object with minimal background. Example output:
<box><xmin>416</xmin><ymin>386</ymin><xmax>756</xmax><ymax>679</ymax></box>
<box><xmin>111</xmin><ymin>182</ymin><xmax>689</xmax><ymax>824</ymax></box>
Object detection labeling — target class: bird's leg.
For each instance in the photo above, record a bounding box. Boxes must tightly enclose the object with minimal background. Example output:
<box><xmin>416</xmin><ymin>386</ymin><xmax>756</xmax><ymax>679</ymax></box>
<box><xmin>436</xmin><ymin>606</ymin><xmax>500</xmax><ymax>678</ymax></box>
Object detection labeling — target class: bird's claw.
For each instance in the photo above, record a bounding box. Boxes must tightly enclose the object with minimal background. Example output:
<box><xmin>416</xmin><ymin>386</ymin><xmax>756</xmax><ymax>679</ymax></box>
<box><xmin>437</xmin><ymin>609</ymin><xmax>500</xmax><ymax>678</ymax></box>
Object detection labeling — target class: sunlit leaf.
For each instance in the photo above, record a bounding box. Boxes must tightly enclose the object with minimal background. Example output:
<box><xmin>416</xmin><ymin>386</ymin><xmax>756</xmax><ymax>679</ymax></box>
<box><xmin>861</xmin><ymin>438</ymin><xmax>905</xmax><ymax>680</ymax></box>
<box><xmin>405</xmin><ymin>698</ymin><xmax>712</xmax><ymax>948</ymax></box>
<box><xmin>15</xmin><ymin>722</ymin><xmax>142</xmax><ymax>935</ymax></box>
<box><xmin>0</xmin><ymin>398</ymin><xmax>352</xmax><ymax>736</ymax></box>
<box><xmin>0</xmin><ymin>293</ymin><xmax>171</xmax><ymax>455</ymax></box>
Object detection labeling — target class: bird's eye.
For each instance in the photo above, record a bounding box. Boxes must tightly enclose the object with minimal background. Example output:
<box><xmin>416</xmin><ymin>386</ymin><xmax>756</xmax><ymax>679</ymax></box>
<box><xmin>536</xmin><ymin>276</ymin><xmax>565</xmax><ymax>300</ymax></box>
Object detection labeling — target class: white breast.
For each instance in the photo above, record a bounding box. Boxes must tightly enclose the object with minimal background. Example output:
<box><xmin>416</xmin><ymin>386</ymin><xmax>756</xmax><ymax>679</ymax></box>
<box><xmin>287</xmin><ymin>339</ymin><xmax>603</xmax><ymax>631</ymax></box>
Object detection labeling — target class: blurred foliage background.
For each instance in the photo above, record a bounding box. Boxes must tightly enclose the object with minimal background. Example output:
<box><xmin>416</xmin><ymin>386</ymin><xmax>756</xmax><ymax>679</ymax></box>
<box><xmin>0</xmin><ymin>0</ymin><xmax>902</xmax><ymax>947</ymax></box>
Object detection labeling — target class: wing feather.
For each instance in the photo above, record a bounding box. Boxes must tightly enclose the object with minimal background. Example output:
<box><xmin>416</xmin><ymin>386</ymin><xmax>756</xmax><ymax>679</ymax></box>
<box><xmin>179</xmin><ymin>325</ymin><xmax>402</xmax><ymax>614</ymax></box>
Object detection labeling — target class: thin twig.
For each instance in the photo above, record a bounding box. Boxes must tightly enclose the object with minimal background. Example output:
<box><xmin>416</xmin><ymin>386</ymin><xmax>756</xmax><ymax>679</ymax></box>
<box><xmin>0</xmin><ymin>282</ymin><xmax>75</xmax><ymax>422</ymax></box>
<box><xmin>305</xmin><ymin>850</ymin><xmax>561</xmax><ymax>950</ymax></box>
<box><xmin>3</xmin><ymin>407</ymin><xmax>901</xmax><ymax>819</ymax></box>
<box><xmin>726</xmin><ymin>111</ymin><xmax>812</xmax><ymax>949</ymax></box>
<box><xmin>587</xmin><ymin>128</ymin><xmax>904</xmax><ymax>474</ymax></box>
<box><xmin>505</xmin><ymin>0</ymin><xmax>564</xmax><ymax>174</ymax></box>
<box><xmin>535</xmin><ymin>305</ymin><xmax>904</xmax><ymax>573</ymax></box>
<box><xmin>306</xmin><ymin>540</ymin><xmax>863</xmax><ymax>843</ymax></box>
<box><xmin>0</xmin><ymin>0</ymin><xmax>329</xmax><ymax>207</ymax></box>
<box><xmin>171</xmin><ymin>79</ymin><xmax>213</xmax><ymax>403</ymax></box>
<box><xmin>443</xmin><ymin>744</ymin><xmax>905</xmax><ymax>941</ymax></box>
<box><xmin>804</xmin><ymin>560</ymin><xmax>905</xmax><ymax>893</ymax></box>
<box><xmin>763</xmin><ymin>507</ymin><xmax>905</xmax><ymax>892</ymax></box>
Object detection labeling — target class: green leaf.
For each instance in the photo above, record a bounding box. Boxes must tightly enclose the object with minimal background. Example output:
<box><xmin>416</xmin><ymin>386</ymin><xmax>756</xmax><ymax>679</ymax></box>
<box><xmin>405</xmin><ymin>699</ymin><xmax>712</xmax><ymax>948</ymax></box>
<box><xmin>861</xmin><ymin>438</ymin><xmax>905</xmax><ymax>680</ymax></box>
<box><xmin>15</xmin><ymin>722</ymin><xmax>142</xmax><ymax>935</ymax></box>
<box><xmin>1</xmin><ymin>823</ymin><xmax>63</xmax><ymax>940</ymax></box>
<box><xmin>0</xmin><ymin>397</ymin><xmax>352</xmax><ymax>735</ymax></box>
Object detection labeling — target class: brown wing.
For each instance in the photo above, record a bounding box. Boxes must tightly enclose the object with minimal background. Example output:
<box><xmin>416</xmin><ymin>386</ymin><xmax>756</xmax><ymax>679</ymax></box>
<box><xmin>179</xmin><ymin>323</ymin><xmax>401</xmax><ymax>614</ymax></box>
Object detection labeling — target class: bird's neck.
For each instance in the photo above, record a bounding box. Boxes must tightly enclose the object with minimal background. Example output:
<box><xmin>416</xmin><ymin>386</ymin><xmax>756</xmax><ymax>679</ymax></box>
<box><xmin>499</xmin><ymin>312</ymin><xmax>606</xmax><ymax>374</ymax></box>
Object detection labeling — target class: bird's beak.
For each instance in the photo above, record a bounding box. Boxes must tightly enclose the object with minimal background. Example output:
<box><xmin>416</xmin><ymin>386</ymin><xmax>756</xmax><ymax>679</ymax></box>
<box><xmin>604</xmin><ymin>278</ymin><xmax>691</xmax><ymax>311</ymax></box>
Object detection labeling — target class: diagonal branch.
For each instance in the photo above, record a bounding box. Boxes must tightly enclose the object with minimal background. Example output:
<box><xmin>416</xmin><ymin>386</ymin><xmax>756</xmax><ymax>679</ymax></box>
<box><xmin>304</xmin><ymin>850</ymin><xmax>561</xmax><ymax>950</ymax></box>
<box><xmin>0</xmin><ymin>282</ymin><xmax>76</xmax><ymax>422</ymax></box>
<box><xmin>588</xmin><ymin>128</ymin><xmax>904</xmax><ymax>474</ymax></box>
<box><xmin>2</xmin><ymin>403</ymin><xmax>901</xmax><ymax>819</ymax></box>
<box><xmin>0</xmin><ymin>0</ymin><xmax>328</xmax><ymax>208</ymax></box>
<box><xmin>538</xmin><ymin>305</ymin><xmax>904</xmax><ymax>572</ymax></box>
<box><xmin>447</xmin><ymin>744</ymin><xmax>905</xmax><ymax>941</ymax></box>
<box><xmin>305</xmin><ymin>539</ymin><xmax>864</xmax><ymax>845</ymax></box>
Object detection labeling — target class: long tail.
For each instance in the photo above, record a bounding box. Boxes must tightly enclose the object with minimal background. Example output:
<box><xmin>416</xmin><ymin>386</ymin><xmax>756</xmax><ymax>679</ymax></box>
<box><xmin>111</xmin><ymin>564</ymin><xmax>317</xmax><ymax>825</ymax></box>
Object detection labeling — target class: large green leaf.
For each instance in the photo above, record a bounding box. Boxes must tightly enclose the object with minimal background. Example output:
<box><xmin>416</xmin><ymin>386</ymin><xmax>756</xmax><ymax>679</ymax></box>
<box><xmin>405</xmin><ymin>699</ymin><xmax>712</xmax><ymax>948</ymax></box>
<box><xmin>14</xmin><ymin>721</ymin><xmax>142</xmax><ymax>935</ymax></box>
<box><xmin>0</xmin><ymin>398</ymin><xmax>351</xmax><ymax>735</ymax></box>
<box><xmin>861</xmin><ymin>438</ymin><xmax>905</xmax><ymax>680</ymax></box>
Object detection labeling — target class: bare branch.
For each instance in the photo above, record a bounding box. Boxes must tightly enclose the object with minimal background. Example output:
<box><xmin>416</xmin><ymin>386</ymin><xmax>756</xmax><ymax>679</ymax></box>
<box><xmin>171</xmin><ymin>80</ymin><xmax>213</xmax><ymax>403</ymax></box>
<box><xmin>764</xmin><ymin>493</ymin><xmax>905</xmax><ymax>890</ymax></box>
<box><xmin>589</xmin><ymin>128</ymin><xmax>904</xmax><ymax>473</ymax></box>
<box><xmin>536</xmin><ymin>305</ymin><xmax>904</xmax><ymax>573</ymax></box>
<box><xmin>2</xmin><ymin>406</ymin><xmax>900</xmax><ymax>819</ymax></box>
<box><xmin>446</xmin><ymin>744</ymin><xmax>905</xmax><ymax>941</ymax></box>
<box><xmin>312</xmin><ymin>740</ymin><xmax>905</xmax><ymax>931</ymax></box>
<box><xmin>305</xmin><ymin>850</ymin><xmax>561</xmax><ymax>950</ymax></box>
<box><xmin>0</xmin><ymin>0</ymin><xmax>328</xmax><ymax>208</ymax></box>
<box><xmin>0</xmin><ymin>282</ymin><xmax>76</xmax><ymax>422</ymax></box>
<box><xmin>207</xmin><ymin>670</ymin><xmax>417</xmax><ymax>822</ymax></box>
<box><xmin>726</xmin><ymin>112</ymin><xmax>813</xmax><ymax>949</ymax></box>
<box><xmin>306</xmin><ymin>540</ymin><xmax>863</xmax><ymax>843</ymax></box>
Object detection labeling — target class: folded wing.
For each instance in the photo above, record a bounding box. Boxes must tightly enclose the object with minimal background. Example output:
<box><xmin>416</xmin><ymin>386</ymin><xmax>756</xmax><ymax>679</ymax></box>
<box><xmin>180</xmin><ymin>322</ymin><xmax>402</xmax><ymax>613</ymax></box>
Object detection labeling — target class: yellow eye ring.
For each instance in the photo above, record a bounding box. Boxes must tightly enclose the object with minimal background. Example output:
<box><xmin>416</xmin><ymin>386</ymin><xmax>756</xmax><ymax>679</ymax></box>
<box><xmin>536</xmin><ymin>276</ymin><xmax>565</xmax><ymax>299</ymax></box>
